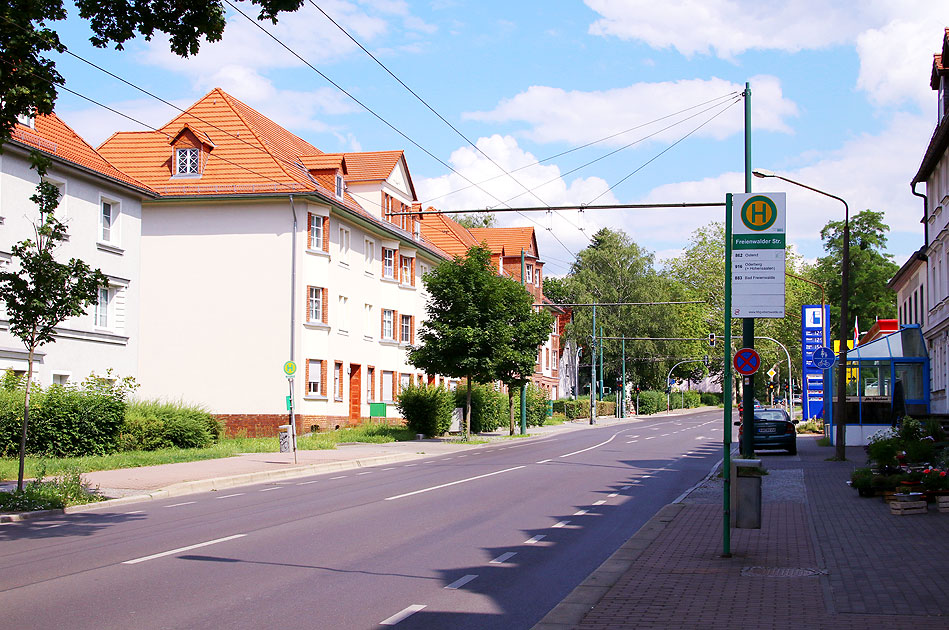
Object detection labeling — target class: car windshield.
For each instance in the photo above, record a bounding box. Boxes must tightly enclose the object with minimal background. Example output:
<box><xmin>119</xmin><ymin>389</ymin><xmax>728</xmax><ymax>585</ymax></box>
<box><xmin>755</xmin><ymin>410</ymin><xmax>786</xmax><ymax>422</ymax></box>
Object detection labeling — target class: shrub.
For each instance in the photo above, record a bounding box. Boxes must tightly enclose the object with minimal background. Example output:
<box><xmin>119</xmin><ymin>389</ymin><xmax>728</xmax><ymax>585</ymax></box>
<box><xmin>635</xmin><ymin>391</ymin><xmax>666</xmax><ymax>415</ymax></box>
<box><xmin>121</xmin><ymin>400</ymin><xmax>220</xmax><ymax>450</ymax></box>
<box><xmin>398</xmin><ymin>384</ymin><xmax>455</xmax><ymax>437</ymax></box>
<box><xmin>552</xmin><ymin>399</ymin><xmax>585</xmax><ymax>420</ymax></box>
<box><xmin>513</xmin><ymin>384</ymin><xmax>550</xmax><ymax>427</ymax></box>
<box><xmin>850</xmin><ymin>467</ymin><xmax>873</xmax><ymax>494</ymax></box>
<box><xmin>797</xmin><ymin>420</ymin><xmax>823</xmax><ymax>434</ymax></box>
<box><xmin>0</xmin><ymin>465</ymin><xmax>103</xmax><ymax>511</ymax></box>
<box><xmin>455</xmin><ymin>384</ymin><xmax>506</xmax><ymax>433</ymax></box>
<box><xmin>700</xmin><ymin>392</ymin><xmax>723</xmax><ymax>406</ymax></box>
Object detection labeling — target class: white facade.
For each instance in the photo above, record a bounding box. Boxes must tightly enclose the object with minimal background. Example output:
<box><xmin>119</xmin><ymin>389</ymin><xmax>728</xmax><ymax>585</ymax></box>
<box><xmin>0</xmin><ymin>138</ymin><xmax>146</xmax><ymax>386</ymax></box>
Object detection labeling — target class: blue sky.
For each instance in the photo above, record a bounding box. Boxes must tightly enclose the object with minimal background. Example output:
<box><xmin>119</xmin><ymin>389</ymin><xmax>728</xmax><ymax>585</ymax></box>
<box><xmin>50</xmin><ymin>1</ymin><xmax>949</xmax><ymax>276</ymax></box>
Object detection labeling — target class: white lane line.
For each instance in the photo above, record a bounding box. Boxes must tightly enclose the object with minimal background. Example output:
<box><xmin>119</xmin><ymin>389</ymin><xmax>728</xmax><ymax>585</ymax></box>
<box><xmin>382</xmin><ymin>468</ymin><xmax>396</xmax><ymax>471</ymax></box>
<box><xmin>490</xmin><ymin>552</ymin><xmax>517</xmax><ymax>564</ymax></box>
<box><xmin>660</xmin><ymin>433</ymin><xmax>671</xmax><ymax>437</ymax></box>
<box><xmin>626</xmin><ymin>440</ymin><xmax>638</xmax><ymax>444</ymax></box>
<box><xmin>423</xmin><ymin>461</ymin><xmax>436</xmax><ymax>464</ymax></box>
<box><xmin>442</xmin><ymin>458</ymin><xmax>453</xmax><ymax>461</ymax></box>
<box><xmin>445</xmin><ymin>575</ymin><xmax>478</xmax><ymax>590</ymax></box>
<box><xmin>216</xmin><ymin>493</ymin><xmax>245</xmax><ymax>499</ymax></box>
<box><xmin>695</xmin><ymin>436</ymin><xmax>706</xmax><ymax>440</ymax></box>
<box><xmin>297</xmin><ymin>481</ymin><xmax>319</xmax><ymax>486</ymax></box>
<box><xmin>123</xmin><ymin>534</ymin><xmax>246</xmax><ymax>565</ymax></box>
<box><xmin>385</xmin><ymin>466</ymin><xmax>526</xmax><ymax>501</ymax></box>
<box><xmin>621</xmin><ymin>486</ymin><xmax>632</xmax><ymax>490</ymax></box>
<box><xmin>536</xmin><ymin>459</ymin><xmax>552</xmax><ymax>464</ymax></box>
<box><xmin>457</xmin><ymin>455</ymin><xmax>468</xmax><ymax>458</ymax></box>
<box><xmin>593</xmin><ymin>500</ymin><xmax>607</xmax><ymax>506</ymax></box>
<box><xmin>559</xmin><ymin>430</ymin><xmax>622</xmax><ymax>458</ymax></box>
<box><xmin>608</xmin><ymin>493</ymin><xmax>619</xmax><ymax>498</ymax></box>
<box><xmin>645</xmin><ymin>436</ymin><xmax>656</xmax><ymax>440</ymax></box>
<box><xmin>330</xmin><ymin>475</ymin><xmax>348</xmax><ymax>479</ymax></box>
<box><xmin>42</xmin><ymin>524</ymin><xmax>63</xmax><ymax>529</ymax></box>
<box><xmin>573</xmin><ymin>509</ymin><xmax>589</xmax><ymax>516</ymax></box>
<box><xmin>380</xmin><ymin>605</ymin><xmax>426</xmax><ymax>626</ymax></box>
<box><xmin>552</xmin><ymin>520</ymin><xmax>570</xmax><ymax>528</ymax></box>
<box><xmin>405</xmin><ymin>464</ymin><xmax>418</xmax><ymax>467</ymax></box>
<box><xmin>124</xmin><ymin>510</ymin><xmax>144</xmax><ymax>515</ymax></box>
<box><xmin>165</xmin><ymin>501</ymin><xmax>196</xmax><ymax>508</ymax></box>
<box><xmin>259</xmin><ymin>487</ymin><xmax>282</xmax><ymax>492</ymax></box>
<box><xmin>525</xmin><ymin>535</ymin><xmax>546</xmax><ymax>544</ymax></box>
<box><xmin>357</xmin><ymin>472</ymin><xmax>373</xmax><ymax>475</ymax></box>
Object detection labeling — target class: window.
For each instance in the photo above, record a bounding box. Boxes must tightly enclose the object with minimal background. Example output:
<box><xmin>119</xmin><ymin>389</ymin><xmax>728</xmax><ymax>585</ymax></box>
<box><xmin>526</xmin><ymin>264</ymin><xmax>533</xmax><ymax>284</ymax></box>
<box><xmin>309</xmin><ymin>213</ymin><xmax>323</xmax><ymax>250</ymax></box>
<box><xmin>382</xmin><ymin>309</ymin><xmax>394</xmax><ymax>340</ymax></box>
<box><xmin>399</xmin><ymin>373</ymin><xmax>411</xmax><ymax>396</ymax></box>
<box><xmin>334</xmin><ymin>362</ymin><xmax>343</xmax><ymax>400</ymax></box>
<box><xmin>401</xmin><ymin>314</ymin><xmax>412</xmax><ymax>343</ymax></box>
<box><xmin>545</xmin><ymin>348</ymin><xmax>550</xmax><ymax>369</ymax></box>
<box><xmin>382</xmin><ymin>371</ymin><xmax>394</xmax><ymax>401</ymax></box>
<box><xmin>95</xmin><ymin>287</ymin><xmax>110</xmax><ymax>328</ymax></box>
<box><xmin>400</xmin><ymin>256</ymin><xmax>412</xmax><ymax>284</ymax></box>
<box><xmin>365</xmin><ymin>239</ymin><xmax>375</xmax><ymax>269</ymax></box>
<box><xmin>339</xmin><ymin>227</ymin><xmax>351</xmax><ymax>263</ymax></box>
<box><xmin>414</xmin><ymin>220</ymin><xmax>421</xmax><ymax>241</ymax></box>
<box><xmin>535</xmin><ymin>267</ymin><xmax>540</xmax><ymax>287</ymax></box>
<box><xmin>100</xmin><ymin>200</ymin><xmax>117</xmax><ymax>243</ymax></box>
<box><xmin>336</xmin><ymin>173</ymin><xmax>344</xmax><ymax>198</ymax></box>
<box><xmin>307</xmin><ymin>359</ymin><xmax>324</xmax><ymax>396</ymax></box>
<box><xmin>175</xmin><ymin>148</ymin><xmax>200</xmax><ymax>175</ymax></box>
<box><xmin>338</xmin><ymin>296</ymin><xmax>349</xmax><ymax>333</ymax></box>
<box><xmin>383</xmin><ymin>248</ymin><xmax>395</xmax><ymax>278</ymax></box>
<box><xmin>307</xmin><ymin>286</ymin><xmax>325</xmax><ymax>323</ymax></box>
<box><xmin>367</xmin><ymin>366</ymin><xmax>375</xmax><ymax>401</ymax></box>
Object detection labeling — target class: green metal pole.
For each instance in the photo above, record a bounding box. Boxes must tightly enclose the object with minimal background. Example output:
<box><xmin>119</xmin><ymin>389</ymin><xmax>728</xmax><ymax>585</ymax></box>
<box><xmin>723</xmin><ymin>193</ymin><xmax>734</xmax><ymax>558</ymax></box>
<box><xmin>591</xmin><ymin>303</ymin><xmax>597</xmax><ymax>424</ymax></box>
<box><xmin>520</xmin><ymin>249</ymin><xmax>527</xmax><ymax>435</ymax></box>
<box><xmin>599</xmin><ymin>326</ymin><xmax>604</xmax><ymax>402</ymax></box>
<box><xmin>740</xmin><ymin>81</ymin><xmax>755</xmax><ymax>459</ymax></box>
<box><xmin>621</xmin><ymin>339</ymin><xmax>626</xmax><ymax>418</ymax></box>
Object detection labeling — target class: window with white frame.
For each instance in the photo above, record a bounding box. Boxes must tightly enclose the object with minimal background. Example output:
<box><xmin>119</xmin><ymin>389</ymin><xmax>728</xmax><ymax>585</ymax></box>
<box><xmin>367</xmin><ymin>366</ymin><xmax>375</xmax><ymax>401</ymax></box>
<box><xmin>364</xmin><ymin>304</ymin><xmax>373</xmax><ymax>337</ymax></box>
<box><xmin>95</xmin><ymin>286</ymin><xmax>111</xmax><ymax>328</ymax></box>
<box><xmin>307</xmin><ymin>359</ymin><xmax>324</xmax><ymax>396</ymax></box>
<box><xmin>334</xmin><ymin>362</ymin><xmax>343</xmax><ymax>400</ymax></box>
<box><xmin>525</xmin><ymin>264</ymin><xmax>533</xmax><ymax>284</ymax></box>
<box><xmin>42</xmin><ymin>177</ymin><xmax>65</xmax><ymax>221</ymax></box>
<box><xmin>401</xmin><ymin>314</ymin><xmax>412</xmax><ymax>344</ymax></box>
<box><xmin>309</xmin><ymin>213</ymin><xmax>323</xmax><ymax>250</ymax></box>
<box><xmin>382</xmin><ymin>371</ymin><xmax>394</xmax><ymax>401</ymax></box>
<box><xmin>400</xmin><ymin>256</ymin><xmax>412</xmax><ymax>284</ymax></box>
<box><xmin>336</xmin><ymin>173</ymin><xmax>344</xmax><ymax>198</ymax></box>
<box><xmin>100</xmin><ymin>199</ymin><xmax>118</xmax><ymax>243</ymax></box>
<box><xmin>535</xmin><ymin>267</ymin><xmax>540</xmax><ymax>287</ymax></box>
<box><xmin>383</xmin><ymin>248</ymin><xmax>395</xmax><ymax>278</ymax></box>
<box><xmin>399</xmin><ymin>373</ymin><xmax>411</xmax><ymax>395</ymax></box>
<box><xmin>413</xmin><ymin>220</ymin><xmax>421</xmax><ymax>241</ymax></box>
<box><xmin>175</xmin><ymin>148</ymin><xmax>200</xmax><ymax>175</ymax></box>
<box><xmin>339</xmin><ymin>227</ymin><xmax>351</xmax><ymax>263</ymax></box>
<box><xmin>365</xmin><ymin>239</ymin><xmax>374</xmax><ymax>269</ymax></box>
<box><xmin>338</xmin><ymin>296</ymin><xmax>349</xmax><ymax>333</ymax></box>
<box><xmin>382</xmin><ymin>309</ymin><xmax>394</xmax><ymax>340</ymax></box>
<box><xmin>308</xmin><ymin>286</ymin><xmax>324</xmax><ymax>323</ymax></box>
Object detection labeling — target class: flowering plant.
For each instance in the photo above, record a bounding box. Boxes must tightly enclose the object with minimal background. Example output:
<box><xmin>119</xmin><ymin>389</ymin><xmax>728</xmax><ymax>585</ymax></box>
<box><xmin>921</xmin><ymin>467</ymin><xmax>949</xmax><ymax>492</ymax></box>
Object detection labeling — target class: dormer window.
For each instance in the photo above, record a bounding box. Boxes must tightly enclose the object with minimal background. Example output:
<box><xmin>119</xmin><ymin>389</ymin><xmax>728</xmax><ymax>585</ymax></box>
<box><xmin>176</xmin><ymin>148</ymin><xmax>200</xmax><ymax>175</ymax></box>
<box><xmin>336</xmin><ymin>173</ymin><xmax>344</xmax><ymax>198</ymax></box>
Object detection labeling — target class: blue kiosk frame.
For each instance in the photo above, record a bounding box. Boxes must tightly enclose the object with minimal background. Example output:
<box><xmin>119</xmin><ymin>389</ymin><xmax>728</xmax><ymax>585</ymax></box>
<box><xmin>824</xmin><ymin>325</ymin><xmax>930</xmax><ymax>446</ymax></box>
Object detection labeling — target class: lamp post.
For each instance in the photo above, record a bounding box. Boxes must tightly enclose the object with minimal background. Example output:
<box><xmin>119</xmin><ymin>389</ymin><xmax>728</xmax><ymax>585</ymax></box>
<box><xmin>753</xmin><ymin>169</ymin><xmax>849</xmax><ymax>460</ymax></box>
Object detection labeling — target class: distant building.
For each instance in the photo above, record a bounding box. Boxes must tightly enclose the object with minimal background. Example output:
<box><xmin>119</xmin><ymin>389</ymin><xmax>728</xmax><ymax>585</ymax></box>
<box><xmin>0</xmin><ymin>113</ymin><xmax>153</xmax><ymax>385</ymax></box>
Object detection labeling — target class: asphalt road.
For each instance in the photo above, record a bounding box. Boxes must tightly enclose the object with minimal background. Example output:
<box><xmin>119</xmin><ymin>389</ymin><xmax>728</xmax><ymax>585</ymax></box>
<box><xmin>0</xmin><ymin>409</ymin><xmax>729</xmax><ymax>629</ymax></box>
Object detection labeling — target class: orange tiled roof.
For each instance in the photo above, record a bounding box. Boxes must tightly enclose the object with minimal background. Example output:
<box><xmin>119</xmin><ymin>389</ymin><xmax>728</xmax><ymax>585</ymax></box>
<box><xmin>343</xmin><ymin>151</ymin><xmax>417</xmax><ymax>201</ymax></box>
<box><xmin>10</xmin><ymin>114</ymin><xmax>152</xmax><ymax>194</ymax></box>
<box><xmin>300</xmin><ymin>153</ymin><xmax>347</xmax><ymax>173</ymax></box>
<box><xmin>418</xmin><ymin>210</ymin><xmax>481</xmax><ymax>258</ymax></box>
<box><xmin>468</xmin><ymin>227</ymin><xmax>537</xmax><ymax>257</ymax></box>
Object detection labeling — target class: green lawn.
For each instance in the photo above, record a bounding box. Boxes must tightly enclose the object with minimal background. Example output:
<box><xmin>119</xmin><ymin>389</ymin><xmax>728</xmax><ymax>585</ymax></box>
<box><xmin>0</xmin><ymin>424</ymin><xmax>418</xmax><ymax>480</ymax></box>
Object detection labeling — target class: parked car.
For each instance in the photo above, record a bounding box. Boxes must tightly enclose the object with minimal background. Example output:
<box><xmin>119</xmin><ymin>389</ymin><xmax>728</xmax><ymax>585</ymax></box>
<box><xmin>734</xmin><ymin>407</ymin><xmax>798</xmax><ymax>455</ymax></box>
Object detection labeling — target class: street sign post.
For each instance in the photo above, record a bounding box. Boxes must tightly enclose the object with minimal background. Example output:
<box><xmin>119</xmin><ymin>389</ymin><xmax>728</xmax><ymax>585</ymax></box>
<box><xmin>811</xmin><ymin>346</ymin><xmax>836</xmax><ymax>370</ymax></box>
<box><xmin>731</xmin><ymin>193</ymin><xmax>787</xmax><ymax>318</ymax></box>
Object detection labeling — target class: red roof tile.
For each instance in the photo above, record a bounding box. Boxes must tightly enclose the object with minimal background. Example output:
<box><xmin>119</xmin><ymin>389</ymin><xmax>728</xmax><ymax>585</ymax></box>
<box><xmin>468</xmin><ymin>227</ymin><xmax>537</xmax><ymax>257</ymax></box>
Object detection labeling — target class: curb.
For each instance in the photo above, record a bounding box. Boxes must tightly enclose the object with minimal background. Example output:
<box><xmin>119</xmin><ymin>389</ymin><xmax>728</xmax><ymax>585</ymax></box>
<box><xmin>531</xmin><ymin>503</ymin><xmax>686</xmax><ymax>629</ymax></box>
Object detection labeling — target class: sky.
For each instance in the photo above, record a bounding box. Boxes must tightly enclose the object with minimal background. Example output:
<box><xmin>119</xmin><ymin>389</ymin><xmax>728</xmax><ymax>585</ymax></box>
<box><xmin>48</xmin><ymin>0</ymin><xmax>949</xmax><ymax>277</ymax></box>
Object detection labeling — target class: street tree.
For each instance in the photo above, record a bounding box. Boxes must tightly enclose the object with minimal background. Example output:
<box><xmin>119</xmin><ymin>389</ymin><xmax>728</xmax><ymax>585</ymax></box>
<box><xmin>408</xmin><ymin>246</ymin><xmax>505</xmax><ymax>438</ymax></box>
<box><xmin>0</xmin><ymin>0</ymin><xmax>304</xmax><ymax>145</ymax></box>
<box><xmin>490</xmin><ymin>278</ymin><xmax>553</xmax><ymax>435</ymax></box>
<box><xmin>455</xmin><ymin>213</ymin><xmax>496</xmax><ymax>228</ymax></box>
<box><xmin>0</xmin><ymin>158</ymin><xmax>107</xmax><ymax>490</ymax></box>
<box><xmin>811</xmin><ymin>210</ymin><xmax>899</xmax><ymax>338</ymax></box>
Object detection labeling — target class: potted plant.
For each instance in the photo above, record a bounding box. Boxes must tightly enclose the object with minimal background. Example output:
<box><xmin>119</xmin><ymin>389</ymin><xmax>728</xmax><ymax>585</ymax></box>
<box><xmin>851</xmin><ymin>468</ymin><xmax>874</xmax><ymax>497</ymax></box>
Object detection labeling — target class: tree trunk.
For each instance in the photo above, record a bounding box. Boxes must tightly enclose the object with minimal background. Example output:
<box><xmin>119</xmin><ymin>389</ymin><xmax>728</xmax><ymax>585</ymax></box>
<box><xmin>509</xmin><ymin>386</ymin><xmax>516</xmax><ymax>436</ymax></box>
<box><xmin>465</xmin><ymin>376</ymin><xmax>472</xmax><ymax>440</ymax></box>
<box><xmin>17</xmin><ymin>346</ymin><xmax>35</xmax><ymax>492</ymax></box>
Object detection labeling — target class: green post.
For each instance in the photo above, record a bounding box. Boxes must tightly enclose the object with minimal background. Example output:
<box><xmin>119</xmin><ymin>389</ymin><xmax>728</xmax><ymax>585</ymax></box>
<box><xmin>590</xmin><ymin>303</ymin><xmax>597</xmax><ymax>424</ymax></box>
<box><xmin>599</xmin><ymin>326</ymin><xmax>604</xmax><ymax>402</ymax></box>
<box><xmin>620</xmin><ymin>339</ymin><xmax>626</xmax><ymax>418</ymax></box>
<box><xmin>724</xmin><ymin>193</ymin><xmax>734</xmax><ymax>558</ymax></box>
<box><xmin>740</xmin><ymin>81</ymin><xmax>756</xmax><ymax>459</ymax></box>
<box><xmin>520</xmin><ymin>249</ymin><xmax>527</xmax><ymax>435</ymax></box>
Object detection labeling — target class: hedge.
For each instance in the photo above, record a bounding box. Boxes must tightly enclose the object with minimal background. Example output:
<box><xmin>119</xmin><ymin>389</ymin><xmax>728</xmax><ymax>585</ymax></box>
<box><xmin>397</xmin><ymin>383</ymin><xmax>455</xmax><ymax>437</ymax></box>
<box><xmin>512</xmin><ymin>383</ymin><xmax>550</xmax><ymax>427</ymax></box>
<box><xmin>121</xmin><ymin>400</ymin><xmax>223</xmax><ymax>450</ymax></box>
<box><xmin>454</xmin><ymin>384</ymin><xmax>507</xmax><ymax>433</ymax></box>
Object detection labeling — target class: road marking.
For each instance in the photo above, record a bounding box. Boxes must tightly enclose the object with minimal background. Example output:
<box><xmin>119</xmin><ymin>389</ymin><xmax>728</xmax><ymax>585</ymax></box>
<box><xmin>525</xmin><ymin>535</ymin><xmax>546</xmax><ymax>544</ymax></box>
<box><xmin>445</xmin><ymin>575</ymin><xmax>478</xmax><ymax>590</ymax></box>
<box><xmin>423</xmin><ymin>461</ymin><xmax>436</xmax><ymax>464</ymax></box>
<box><xmin>165</xmin><ymin>501</ymin><xmax>196</xmax><ymax>508</ymax></box>
<box><xmin>124</xmin><ymin>510</ymin><xmax>144</xmax><ymax>514</ymax></box>
<box><xmin>695</xmin><ymin>436</ymin><xmax>706</xmax><ymax>440</ymax></box>
<box><xmin>626</xmin><ymin>440</ymin><xmax>638</xmax><ymax>444</ymax></box>
<box><xmin>260</xmin><ymin>487</ymin><xmax>281</xmax><ymax>492</ymax></box>
<box><xmin>573</xmin><ymin>509</ymin><xmax>589</xmax><ymax>516</ymax></box>
<box><xmin>42</xmin><ymin>524</ymin><xmax>63</xmax><ymax>529</ymax></box>
<box><xmin>405</xmin><ymin>464</ymin><xmax>418</xmax><ymax>467</ymax></box>
<box><xmin>442</xmin><ymin>458</ymin><xmax>453</xmax><ymax>460</ymax></box>
<box><xmin>560</xmin><ymin>431</ymin><xmax>622</xmax><ymax>458</ymax></box>
<box><xmin>385</xmin><ymin>466</ymin><xmax>526</xmax><ymax>501</ymax></box>
<box><xmin>216</xmin><ymin>493</ymin><xmax>245</xmax><ymax>498</ymax></box>
<box><xmin>552</xmin><ymin>520</ymin><xmax>570</xmax><ymax>528</ymax></box>
<box><xmin>382</xmin><ymin>468</ymin><xmax>396</xmax><ymax>471</ymax></box>
<box><xmin>593</xmin><ymin>500</ymin><xmax>607</xmax><ymax>506</ymax></box>
<box><xmin>536</xmin><ymin>459</ymin><xmax>552</xmax><ymax>464</ymax></box>
<box><xmin>491</xmin><ymin>552</ymin><xmax>517</xmax><ymax>564</ymax></box>
<box><xmin>457</xmin><ymin>455</ymin><xmax>467</xmax><ymax>458</ymax></box>
<box><xmin>621</xmin><ymin>486</ymin><xmax>632</xmax><ymax>490</ymax></box>
<box><xmin>380</xmin><ymin>605</ymin><xmax>426</xmax><ymax>626</ymax></box>
<box><xmin>660</xmin><ymin>433</ymin><xmax>670</xmax><ymax>437</ymax></box>
<box><xmin>645</xmin><ymin>436</ymin><xmax>656</xmax><ymax>440</ymax></box>
<box><xmin>123</xmin><ymin>534</ymin><xmax>247</xmax><ymax>565</ymax></box>
<box><xmin>357</xmin><ymin>472</ymin><xmax>372</xmax><ymax>475</ymax></box>
<box><xmin>330</xmin><ymin>475</ymin><xmax>348</xmax><ymax>479</ymax></box>
<box><xmin>608</xmin><ymin>493</ymin><xmax>619</xmax><ymax>498</ymax></box>
<box><xmin>297</xmin><ymin>481</ymin><xmax>319</xmax><ymax>486</ymax></box>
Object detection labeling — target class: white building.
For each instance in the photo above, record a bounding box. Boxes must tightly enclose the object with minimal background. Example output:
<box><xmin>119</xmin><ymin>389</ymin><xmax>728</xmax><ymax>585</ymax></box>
<box><xmin>0</xmin><ymin>114</ymin><xmax>152</xmax><ymax>386</ymax></box>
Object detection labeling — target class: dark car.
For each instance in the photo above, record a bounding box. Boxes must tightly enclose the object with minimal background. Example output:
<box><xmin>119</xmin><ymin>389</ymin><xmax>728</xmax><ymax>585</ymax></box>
<box><xmin>735</xmin><ymin>407</ymin><xmax>798</xmax><ymax>455</ymax></box>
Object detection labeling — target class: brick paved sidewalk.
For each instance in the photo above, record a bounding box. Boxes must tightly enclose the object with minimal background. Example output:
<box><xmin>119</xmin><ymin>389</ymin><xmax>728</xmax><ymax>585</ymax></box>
<box><xmin>536</xmin><ymin>435</ymin><xmax>949</xmax><ymax>630</ymax></box>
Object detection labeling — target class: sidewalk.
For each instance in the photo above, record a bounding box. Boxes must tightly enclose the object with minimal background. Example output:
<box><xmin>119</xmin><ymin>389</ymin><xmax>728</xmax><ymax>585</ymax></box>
<box><xmin>534</xmin><ymin>435</ymin><xmax>949</xmax><ymax>630</ymax></box>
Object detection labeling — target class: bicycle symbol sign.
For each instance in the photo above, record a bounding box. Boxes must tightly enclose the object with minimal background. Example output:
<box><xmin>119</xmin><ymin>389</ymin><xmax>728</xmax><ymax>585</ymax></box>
<box><xmin>733</xmin><ymin>348</ymin><xmax>760</xmax><ymax>376</ymax></box>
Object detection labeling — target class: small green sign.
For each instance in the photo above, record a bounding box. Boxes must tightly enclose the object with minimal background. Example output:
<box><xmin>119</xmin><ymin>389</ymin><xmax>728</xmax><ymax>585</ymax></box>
<box><xmin>286</xmin><ymin>395</ymin><xmax>292</xmax><ymax>411</ymax></box>
<box><xmin>283</xmin><ymin>361</ymin><xmax>297</xmax><ymax>377</ymax></box>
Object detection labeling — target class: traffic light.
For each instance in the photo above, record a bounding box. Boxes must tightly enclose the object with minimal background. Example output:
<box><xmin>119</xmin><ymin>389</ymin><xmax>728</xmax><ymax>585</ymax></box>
<box><xmin>708</xmin><ymin>333</ymin><xmax>716</xmax><ymax>347</ymax></box>
<box><xmin>703</xmin><ymin>355</ymin><xmax>710</xmax><ymax>367</ymax></box>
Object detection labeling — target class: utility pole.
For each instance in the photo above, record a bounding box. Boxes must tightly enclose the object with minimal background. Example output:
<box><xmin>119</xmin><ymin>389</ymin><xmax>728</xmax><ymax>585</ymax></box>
<box><xmin>740</xmin><ymin>81</ymin><xmax>756</xmax><ymax>459</ymax></box>
<box><xmin>590</xmin><ymin>303</ymin><xmax>597</xmax><ymax>424</ymax></box>
<box><xmin>620</xmin><ymin>339</ymin><xmax>626</xmax><ymax>418</ymax></box>
<box><xmin>599</xmin><ymin>326</ymin><xmax>604</xmax><ymax>403</ymax></box>
<box><xmin>520</xmin><ymin>249</ymin><xmax>527</xmax><ymax>435</ymax></box>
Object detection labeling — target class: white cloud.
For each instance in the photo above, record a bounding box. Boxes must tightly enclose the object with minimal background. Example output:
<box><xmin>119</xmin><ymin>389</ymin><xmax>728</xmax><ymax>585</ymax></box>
<box><xmin>58</xmin><ymin>98</ymin><xmax>191</xmax><ymax>147</ymax></box>
<box><xmin>465</xmin><ymin>76</ymin><xmax>797</xmax><ymax>146</ymax></box>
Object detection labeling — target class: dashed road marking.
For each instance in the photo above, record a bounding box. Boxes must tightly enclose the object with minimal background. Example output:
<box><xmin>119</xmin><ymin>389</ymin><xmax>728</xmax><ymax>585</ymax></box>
<box><xmin>330</xmin><ymin>476</ymin><xmax>348</xmax><ymax>479</ymax></box>
<box><xmin>385</xmin><ymin>466</ymin><xmax>526</xmax><ymax>501</ymax></box>
<box><xmin>445</xmin><ymin>575</ymin><xmax>478</xmax><ymax>590</ymax></box>
<box><xmin>260</xmin><ymin>487</ymin><xmax>281</xmax><ymax>492</ymax></box>
<box><xmin>573</xmin><ymin>509</ymin><xmax>589</xmax><ymax>516</ymax></box>
<box><xmin>536</xmin><ymin>459</ymin><xmax>552</xmax><ymax>464</ymax></box>
<box><xmin>608</xmin><ymin>493</ymin><xmax>619</xmax><ymax>498</ymax></box>
<box><xmin>380</xmin><ymin>605</ymin><xmax>426</xmax><ymax>626</ymax></box>
<box><xmin>490</xmin><ymin>552</ymin><xmax>517</xmax><ymax>564</ymax></box>
<box><xmin>357</xmin><ymin>472</ymin><xmax>373</xmax><ymax>475</ymax></box>
<box><xmin>525</xmin><ymin>535</ymin><xmax>545</xmax><ymax>544</ymax></box>
<box><xmin>165</xmin><ymin>501</ymin><xmax>196</xmax><ymax>507</ymax></box>
<box><xmin>552</xmin><ymin>520</ymin><xmax>570</xmax><ymax>528</ymax></box>
<box><xmin>593</xmin><ymin>500</ymin><xmax>607</xmax><ymax>506</ymax></box>
<box><xmin>123</xmin><ymin>534</ymin><xmax>246</xmax><ymax>565</ymax></box>
<box><xmin>216</xmin><ymin>493</ymin><xmax>245</xmax><ymax>498</ymax></box>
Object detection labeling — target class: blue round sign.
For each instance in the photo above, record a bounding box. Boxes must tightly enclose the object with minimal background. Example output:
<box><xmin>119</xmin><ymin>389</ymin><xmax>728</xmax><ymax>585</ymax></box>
<box><xmin>733</xmin><ymin>348</ymin><xmax>760</xmax><ymax>376</ymax></box>
<box><xmin>811</xmin><ymin>346</ymin><xmax>836</xmax><ymax>370</ymax></box>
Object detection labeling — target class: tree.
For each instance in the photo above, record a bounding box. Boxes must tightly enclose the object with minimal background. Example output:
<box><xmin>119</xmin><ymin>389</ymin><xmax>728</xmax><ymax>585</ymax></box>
<box><xmin>0</xmin><ymin>0</ymin><xmax>303</xmax><ymax>145</ymax></box>
<box><xmin>455</xmin><ymin>213</ymin><xmax>496</xmax><ymax>228</ymax></box>
<box><xmin>811</xmin><ymin>210</ymin><xmax>899</xmax><ymax>339</ymax></box>
<box><xmin>408</xmin><ymin>246</ymin><xmax>505</xmax><ymax>438</ymax></box>
<box><xmin>0</xmin><ymin>159</ymin><xmax>107</xmax><ymax>490</ymax></box>
<box><xmin>490</xmin><ymin>277</ymin><xmax>553</xmax><ymax>435</ymax></box>
<box><xmin>542</xmin><ymin>276</ymin><xmax>570</xmax><ymax>305</ymax></box>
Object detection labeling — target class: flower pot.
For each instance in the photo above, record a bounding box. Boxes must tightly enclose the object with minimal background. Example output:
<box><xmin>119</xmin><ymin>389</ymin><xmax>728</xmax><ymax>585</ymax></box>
<box><xmin>895</xmin><ymin>492</ymin><xmax>925</xmax><ymax>502</ymax></box>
